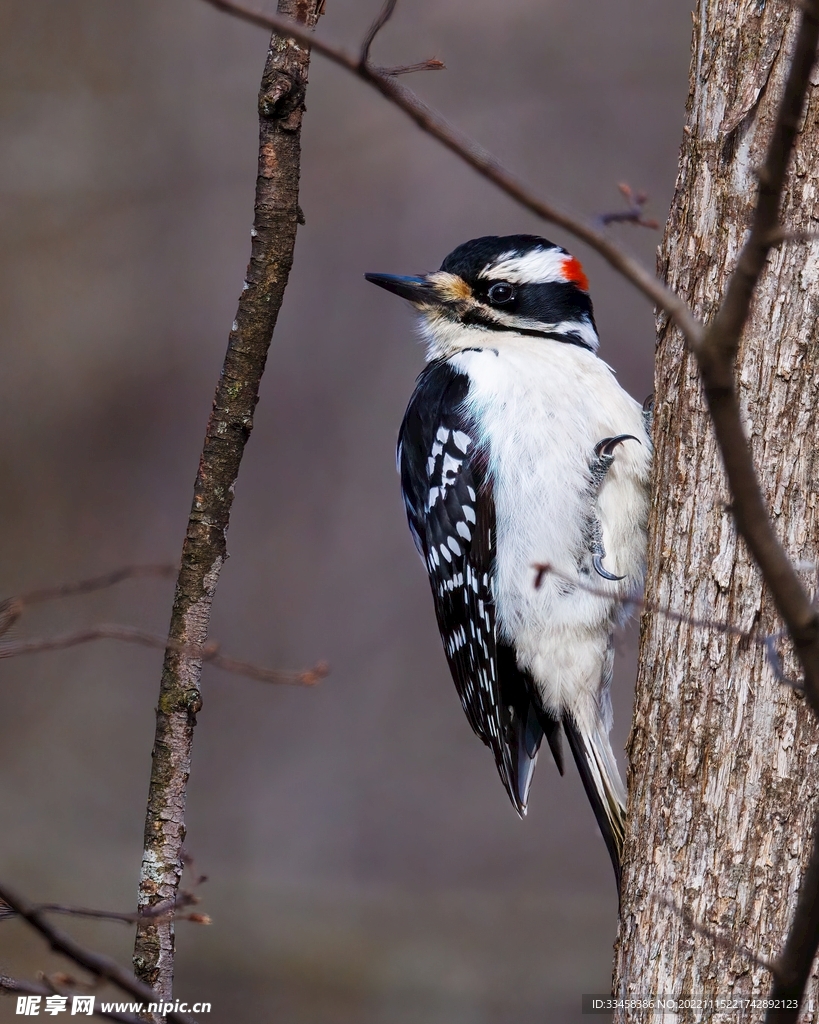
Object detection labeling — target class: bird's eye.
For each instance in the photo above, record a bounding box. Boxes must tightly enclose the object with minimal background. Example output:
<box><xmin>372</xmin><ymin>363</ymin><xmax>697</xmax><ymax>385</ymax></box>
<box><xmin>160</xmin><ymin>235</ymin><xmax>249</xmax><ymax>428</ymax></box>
<box><xmin>487</xmin><ymin>282</ymin><xmax>516</xmax><ymax>305</ymax></box>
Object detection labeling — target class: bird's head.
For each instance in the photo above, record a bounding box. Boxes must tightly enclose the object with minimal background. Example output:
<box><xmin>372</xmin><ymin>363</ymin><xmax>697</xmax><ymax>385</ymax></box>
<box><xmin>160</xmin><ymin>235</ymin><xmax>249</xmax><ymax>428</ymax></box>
<box><xmin>365</xmin><ymin>234</ymin><xmax>598</xmax><ymax>358</ymax></box>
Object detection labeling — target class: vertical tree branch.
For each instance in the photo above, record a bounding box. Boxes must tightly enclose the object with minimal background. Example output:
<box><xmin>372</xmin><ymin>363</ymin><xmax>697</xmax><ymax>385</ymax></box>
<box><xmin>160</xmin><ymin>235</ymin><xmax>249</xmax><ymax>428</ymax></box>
<box><xmin>132</xmin><ymin>0</ymin><xmax>323</xmax><ymax>998</ymax></box>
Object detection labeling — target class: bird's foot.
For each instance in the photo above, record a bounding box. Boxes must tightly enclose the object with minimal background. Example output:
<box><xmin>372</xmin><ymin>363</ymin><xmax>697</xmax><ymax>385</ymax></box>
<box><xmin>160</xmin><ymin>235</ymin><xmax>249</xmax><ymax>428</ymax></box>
<box><xmin>592</xmin><ymin>549</ymin><xmax>625</xmax><ymax>582</ymax></box>
<box><xmin>585</xmin><ymin>434</ymin><xmax>640</xmax><ymax>581</ymax></box>
<box><xmin>589</xmin><ymin>433</ymin><xmax>640</xmax><ymax>489</ymax></box>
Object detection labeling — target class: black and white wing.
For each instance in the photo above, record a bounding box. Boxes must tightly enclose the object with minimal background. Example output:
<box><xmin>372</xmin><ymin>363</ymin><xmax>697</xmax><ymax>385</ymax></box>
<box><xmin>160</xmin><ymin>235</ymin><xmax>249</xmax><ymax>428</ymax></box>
<box><xmin>397</xmin><ymin>358</ymin><xmax>554</xmax><ymax>814</ymax></box>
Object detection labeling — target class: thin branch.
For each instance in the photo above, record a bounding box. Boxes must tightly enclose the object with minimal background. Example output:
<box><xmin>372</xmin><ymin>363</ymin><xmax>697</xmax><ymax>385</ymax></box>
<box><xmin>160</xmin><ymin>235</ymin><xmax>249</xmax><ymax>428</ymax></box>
<box><xmin>0</xmin><ymin>976</ymin><xmax>52</xmax><ymax>997</ymax></box>
<box><xmin>764</xmin><ymin>635</ymin><xmax>802</xmax><ymax>692</ymax></box>
<box><xmin>3</xmin><ymin>565</ymin><xmax>177</xmax><ymax>611</ymax></box>
<box><xmin>0</xmin><ymin>884</ymin><xmax>197</xmax><ymax>1024</ymax></box>
<box><xmin>659</xmin><ymin>897</ymin><xmax>779</xmax><ymax>977</ymax></box>
<box><xmin>0</xmin><ymin>564</ymin><xmax>176</xmax><ymax>640</ymax></box>
<box><xmin>0</xmin><ymin>624</ymin><xmax>326</xmax><ymax>687</ymax></box>
<box><xmin>764</xmin><ymin>226</ymin><xmax>819</xmax><ymax>246</ymax></box>
<box><xmin>196</xmin><ymin>645</ymin><xmax>327</xmax><ymax>685</ymax></box>
<box><xmin>374</xmin><ymin>58</ymin><xmax>445</xmax><ymax>76</ymax></box>
<box><xmin>534</xmin><ymin>562</ymin><xmax>799</xmax><ymax>686</ymax></box>
<box><xmin>3</xmin><ymin>854</ymin><xmax>212</xmax><ymax>928</ymax></box>
<box><xmin>133</xmin><ymin>0</ymin><xmax>325</xmax><ymax>999</ymax></box>
<box><xmin>0</xmin><ymin>894</ymin><xmax>210</xmax><ymax>928</ymax></box>
<box><xmin>0</xmin><ymin>602</ymin><xmax>21</xmax><ymax>639</ymax></box>
<box><xmin>598</xmin><ymin>183</ymin><xmax>659</xmax><ymax>230</ymax></box>
<box><xmin>0</xmin><ymin>974</ymin><xmax>142</xmax><ymax>1024</ymax></box>
<box><xmin>1</xmin><ymin>976</ymin><xmax>50</xmax><ymax>996</ymax></box>
<box><xmin>534</xmin><ymin>562</ymin><xmax>753</xmax><ymax>641</ymax></box>
<box><xmin>360</xmin><ymin>0</ymin><xmax>398</xmax><ymax>65</ymax></box>
<box><xmin>198</xmin><ymin>0</ymin><xmax>705</xmax><ymax>347</ymax></box>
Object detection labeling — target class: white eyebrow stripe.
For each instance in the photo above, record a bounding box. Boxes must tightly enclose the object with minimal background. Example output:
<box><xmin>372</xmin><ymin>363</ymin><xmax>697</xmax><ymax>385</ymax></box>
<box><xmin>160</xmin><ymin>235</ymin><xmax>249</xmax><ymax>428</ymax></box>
<box><xmin>478</xmin><ymin>248</ymin><xmax>569</xmax><ymax>284</ymax></box>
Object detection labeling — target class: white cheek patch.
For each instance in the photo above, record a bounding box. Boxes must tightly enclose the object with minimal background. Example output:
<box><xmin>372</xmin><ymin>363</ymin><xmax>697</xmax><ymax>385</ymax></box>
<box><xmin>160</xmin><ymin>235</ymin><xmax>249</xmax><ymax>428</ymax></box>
<box><xmin>479</xmin><ymin>247</ymin><xmax>569</xmax><ymax>285</ymax></box>
<box><xmin>551</xmin><ymin>318</ymin><xmax>600</xmax><ymax>352</ymax></box>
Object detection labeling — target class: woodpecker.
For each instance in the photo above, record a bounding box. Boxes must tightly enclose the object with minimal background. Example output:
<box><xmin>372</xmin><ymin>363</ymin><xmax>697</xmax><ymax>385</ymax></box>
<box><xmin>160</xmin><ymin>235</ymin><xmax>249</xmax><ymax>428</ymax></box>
<box><xmin>366</xmin><ymin>235</ymin><xmax>650</xmax><ymax>887</ymax></box>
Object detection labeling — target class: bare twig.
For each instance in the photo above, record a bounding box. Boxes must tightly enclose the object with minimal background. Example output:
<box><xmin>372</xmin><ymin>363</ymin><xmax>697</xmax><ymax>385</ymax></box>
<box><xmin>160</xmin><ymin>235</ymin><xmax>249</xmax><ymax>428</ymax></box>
<box><xmin>534</xmin><ymin>563</ymin><xmax>753</xmax><ymax>641</ymax></box>
<box><xmin>764</xmin><ymin>226</ymin><xmax>819</xmax><ymax>246</ymax></box>
<box><xmin>132</xmin><ymin>0</ymin><xmax>325</xmax><ymax>1000</ymax></box>
<box><xmin>0</xmin><ymin>884</ymin><xmax>196</xmax><ymax>1024</ymax></box>
<box><xmin>0</xmin><ymin>564</ymin><xmax>176</xmax><ymax>640</ymax></box>
<box><xmin>598</xmin><ymin>182</ymin><xmax>659</xmax><ymax>230</ymax></box>
<box><xmin>660</xmin><ymin>897</ymin><xmax>779</xmax><ymax>977</ymax></box>
<box><xmin>0</xmin><ymin>601</ymin><xmax>21</xmax><ymax>639</ymax></box>
<box><xmin>374</xmin><ymin>58</ymin><xmax>445</xmax><ymax>76</ymax></box>
<box><xmin>1</xmin><ymin>975</ymin><xmax>50</xmax><ymax>996</ymax></box>
<box><xmin>0</xmin><ymin>893</ymin><xmax>210</xmax><ymax>928</ymax></box>
<box><xmin>196</xmin><ymin>646</ymin><xmax>327</xmax><ymax>685</ymax></box>
<box><xmin>0</xmin><ymin>973</ymin><xmax>142</xmax><ymax>1024</ymax></box>
<box><xmin>360</xmin><ymin>0</ymin><xmax>398</xmax><ymax>65</ymax></box>
<box><xmin>764</xmin><ymin>635</ymin><xmax>802</xmax><ymax>691</ymax></box>
<box><xmin>0</xmin><ymin>624</ymin><xmax>326</xmax><ymax>687</ymax></box>
<box><xmin>198</xmin><ymin>0</ymin><xmax>704</xmax><ymax>347</ymax></box>
<box><xmin>3</xmin><ymin>565</ymin><xmax>176</xmax><ymax>610</ymax></box>
<box><xmin>2</xmin><ymin>860</ymin><xmax>210</xmax><ymax>930</ymax></box>
<box><xmin>534</xmin><ymin>562</ymin><xmax>801</xmax><ymax>687</ymax></box>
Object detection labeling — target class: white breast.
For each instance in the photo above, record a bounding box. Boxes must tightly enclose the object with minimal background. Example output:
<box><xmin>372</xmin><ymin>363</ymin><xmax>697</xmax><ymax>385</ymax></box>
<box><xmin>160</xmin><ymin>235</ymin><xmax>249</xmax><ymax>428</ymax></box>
<box><xmin>449</xmin><ymin>338</ymin><xmax>651</xmax><ymax>715</ymax></box>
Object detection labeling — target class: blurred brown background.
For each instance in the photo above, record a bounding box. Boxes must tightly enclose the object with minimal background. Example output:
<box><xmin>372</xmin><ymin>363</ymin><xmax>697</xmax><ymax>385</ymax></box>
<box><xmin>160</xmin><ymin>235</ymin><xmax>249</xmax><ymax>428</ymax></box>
<box><xmin>0</xmin><ymin>1</ymin><xmax>691</xmax><ymax>1021</ymax></box>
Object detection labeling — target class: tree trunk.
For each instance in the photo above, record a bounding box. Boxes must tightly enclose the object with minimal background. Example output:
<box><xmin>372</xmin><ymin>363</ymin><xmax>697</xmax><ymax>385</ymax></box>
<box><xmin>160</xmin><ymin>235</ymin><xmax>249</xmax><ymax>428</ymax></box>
<box><xmin>614</xmin><ymin>1</ymin><xmax>819</xmax><ymax>1018</ymax></box>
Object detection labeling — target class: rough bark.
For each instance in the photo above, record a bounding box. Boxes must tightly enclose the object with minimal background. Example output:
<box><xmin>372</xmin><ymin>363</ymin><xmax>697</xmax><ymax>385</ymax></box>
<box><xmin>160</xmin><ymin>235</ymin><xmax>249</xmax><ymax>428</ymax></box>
<box><xmin>613</xmin><ymin>2</ymin><xmax>819</xmax><ymax>1019</ymax></box>
<box><xmin>132</xmin><ymin>0</ymin><xmax>323</xmax><ymax>1000</ymax></box>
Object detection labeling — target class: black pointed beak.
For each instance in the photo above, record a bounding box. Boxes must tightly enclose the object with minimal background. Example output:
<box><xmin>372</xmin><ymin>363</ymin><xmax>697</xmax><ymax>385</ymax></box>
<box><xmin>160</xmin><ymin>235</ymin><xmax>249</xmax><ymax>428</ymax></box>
<box><xmin>364</xmin><ymin>273</ymin><xmax>433</xmax><ymax>304</ymax></box>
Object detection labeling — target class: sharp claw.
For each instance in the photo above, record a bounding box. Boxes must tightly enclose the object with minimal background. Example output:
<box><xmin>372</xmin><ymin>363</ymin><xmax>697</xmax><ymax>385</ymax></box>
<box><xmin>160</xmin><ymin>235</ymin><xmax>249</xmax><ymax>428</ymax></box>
<box><xmin>594</xmin><ymin>433</ymin><xmax>641</xmax><ymax>458</ymax></box>
<box><xmin>593</xmin><ymin>554</ymin><xmax>626</xmax><ymax>581</ymax></box>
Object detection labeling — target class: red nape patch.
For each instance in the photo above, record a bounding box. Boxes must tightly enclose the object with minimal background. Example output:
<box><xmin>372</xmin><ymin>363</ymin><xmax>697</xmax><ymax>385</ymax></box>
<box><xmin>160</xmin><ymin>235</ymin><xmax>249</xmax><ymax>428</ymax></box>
<box><xmin>561</xmin><ymin>257</ymin><xmax>589</xmax><ymax>292</ymax></box>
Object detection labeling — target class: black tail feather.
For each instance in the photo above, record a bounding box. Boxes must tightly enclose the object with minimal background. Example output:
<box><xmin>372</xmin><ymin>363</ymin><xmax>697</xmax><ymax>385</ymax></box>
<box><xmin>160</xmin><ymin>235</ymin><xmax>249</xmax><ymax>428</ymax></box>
<box><xmin>562</xmin><ymin>713</ymin><xmax>624</xmax><ymax>893</ymax></box>
<box><xmin>539</xmin><ymin>710</ymin><xmax>564</xmax><ymax>776</ymax></box>
<box><xmin>494</xmin><ymin>644</ymin><xmax>548</xmax><ymax>813</ymax></box>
